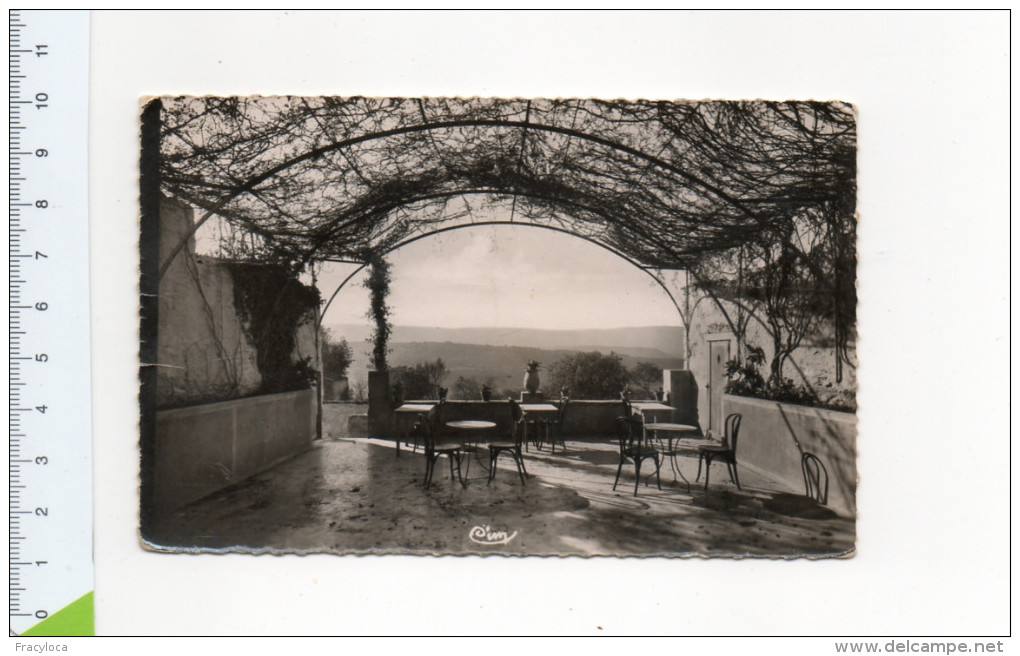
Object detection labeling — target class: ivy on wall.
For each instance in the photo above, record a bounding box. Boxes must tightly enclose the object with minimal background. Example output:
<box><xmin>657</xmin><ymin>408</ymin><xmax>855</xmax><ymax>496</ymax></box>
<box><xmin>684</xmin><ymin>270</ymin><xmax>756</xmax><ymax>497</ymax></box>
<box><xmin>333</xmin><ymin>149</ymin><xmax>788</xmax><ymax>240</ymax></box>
<box><xmin>364</xmin><ymin>253</ymin><xmax>392</xmax><ymax>372</ymax></box>
<box><xmin>229</xmin><ymin>262</ymin><xmax>320</xmax><ymax>394</ymax></box>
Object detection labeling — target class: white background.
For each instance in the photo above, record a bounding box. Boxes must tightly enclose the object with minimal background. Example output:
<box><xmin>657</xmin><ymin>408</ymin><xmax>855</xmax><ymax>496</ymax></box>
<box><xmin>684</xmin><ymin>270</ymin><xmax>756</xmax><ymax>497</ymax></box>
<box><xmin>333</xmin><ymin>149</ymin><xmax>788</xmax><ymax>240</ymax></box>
<box><xmin>81</xmin><ymin>9</ymin><xmax>1011</xmax><ymax>643</ymax></box>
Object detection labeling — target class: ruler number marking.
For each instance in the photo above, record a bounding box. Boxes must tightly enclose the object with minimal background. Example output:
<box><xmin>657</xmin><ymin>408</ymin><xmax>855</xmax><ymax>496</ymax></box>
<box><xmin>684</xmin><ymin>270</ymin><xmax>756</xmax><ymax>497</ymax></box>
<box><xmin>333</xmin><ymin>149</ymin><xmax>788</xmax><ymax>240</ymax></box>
<box><xmin>10</xmin><ymin>11</ymin><xmax>93</xmax><ymax>634</ymax></box>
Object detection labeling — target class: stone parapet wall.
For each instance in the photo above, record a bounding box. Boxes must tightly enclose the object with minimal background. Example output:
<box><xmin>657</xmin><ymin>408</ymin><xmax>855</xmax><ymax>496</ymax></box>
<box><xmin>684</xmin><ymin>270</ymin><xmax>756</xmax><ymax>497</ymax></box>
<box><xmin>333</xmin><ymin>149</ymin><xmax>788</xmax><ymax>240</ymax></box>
<box><xmin>378</xmin><ymin>399</ymin><xmax>665</xmax><ymax>440</ymax></box>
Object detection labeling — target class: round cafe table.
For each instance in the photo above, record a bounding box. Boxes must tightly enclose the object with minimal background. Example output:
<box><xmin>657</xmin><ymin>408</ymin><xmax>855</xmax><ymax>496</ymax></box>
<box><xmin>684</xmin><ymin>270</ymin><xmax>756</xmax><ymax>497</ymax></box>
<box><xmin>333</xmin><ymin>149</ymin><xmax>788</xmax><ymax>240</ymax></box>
<box><xmin>445</xmin><ymin>420</ymin><xmax>498</xmax><ymax>475</ymax></box>
<box><xmin>643</xmin><ymin>422</ymin><xmax>704</xmax><ymax>491</ymax></box>
<box><xmin>445</xmin><ymin>420</ymin><xmax>497</xmax><ymax>431</ymax></box>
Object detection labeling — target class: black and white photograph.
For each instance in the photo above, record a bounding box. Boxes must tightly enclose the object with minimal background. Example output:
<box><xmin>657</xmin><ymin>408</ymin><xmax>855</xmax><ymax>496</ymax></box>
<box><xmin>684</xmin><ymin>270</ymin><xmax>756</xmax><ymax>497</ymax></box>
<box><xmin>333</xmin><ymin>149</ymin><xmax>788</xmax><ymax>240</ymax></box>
<box><xmin>30</xmin><ymin>6</ymin><xmax>1005</xmax><ymax>641</ymax></box>
<box><xmin>140</xmin><ymin>96</ymin><xmax>858</xmax><ymax>558</ymax></box>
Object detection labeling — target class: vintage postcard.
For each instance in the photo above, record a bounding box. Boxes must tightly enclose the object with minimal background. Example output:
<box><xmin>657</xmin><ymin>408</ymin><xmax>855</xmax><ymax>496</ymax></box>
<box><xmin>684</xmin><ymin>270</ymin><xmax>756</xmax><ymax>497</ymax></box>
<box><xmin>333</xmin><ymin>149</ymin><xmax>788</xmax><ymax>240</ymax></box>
<box><xmin>139</xmin><ymin>96</ymin><xmax>857</xmax><ymax>557</ymax></box>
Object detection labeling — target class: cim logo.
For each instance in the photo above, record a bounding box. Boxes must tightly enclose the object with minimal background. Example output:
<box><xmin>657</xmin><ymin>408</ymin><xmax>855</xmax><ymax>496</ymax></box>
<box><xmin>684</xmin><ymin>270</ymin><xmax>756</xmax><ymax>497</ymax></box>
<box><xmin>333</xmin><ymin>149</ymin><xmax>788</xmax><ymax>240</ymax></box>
<box><xmin>469</xmin><ymin>525</ymin><xmax>518</xmax><ymax>546</ymax></box>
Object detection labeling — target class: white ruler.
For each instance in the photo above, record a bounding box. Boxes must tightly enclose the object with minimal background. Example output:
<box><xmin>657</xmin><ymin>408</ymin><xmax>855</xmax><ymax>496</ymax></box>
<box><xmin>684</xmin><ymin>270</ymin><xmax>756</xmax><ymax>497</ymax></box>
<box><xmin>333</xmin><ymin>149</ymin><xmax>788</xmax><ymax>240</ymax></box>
<box><xmin>8</xmin><ymin>9</ymin><xmax>93</xmax><ymax>637</ymax></box>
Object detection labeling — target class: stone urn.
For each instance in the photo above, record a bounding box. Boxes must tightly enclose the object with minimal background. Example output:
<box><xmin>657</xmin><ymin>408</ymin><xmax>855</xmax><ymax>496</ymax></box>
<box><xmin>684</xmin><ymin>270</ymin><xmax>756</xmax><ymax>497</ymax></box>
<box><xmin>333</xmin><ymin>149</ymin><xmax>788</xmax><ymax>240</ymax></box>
<box><xmin>523</xmin><ymin>360</ymin><xmax>541</xmax><ymax>394</ymax></box>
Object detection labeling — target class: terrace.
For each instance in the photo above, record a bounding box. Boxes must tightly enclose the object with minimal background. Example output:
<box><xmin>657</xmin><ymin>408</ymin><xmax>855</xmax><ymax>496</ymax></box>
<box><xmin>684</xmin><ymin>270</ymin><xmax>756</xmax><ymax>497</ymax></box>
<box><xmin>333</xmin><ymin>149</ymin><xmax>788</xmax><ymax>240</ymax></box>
<box><xmin>141</xmin><ymin>97</ymin><xmax>857</xmax><ymax>557</ymax></box>
<box><xmin>147</xmin><ymin>406</ymin><xmax>854</xmax><ymax>557</ymax></box>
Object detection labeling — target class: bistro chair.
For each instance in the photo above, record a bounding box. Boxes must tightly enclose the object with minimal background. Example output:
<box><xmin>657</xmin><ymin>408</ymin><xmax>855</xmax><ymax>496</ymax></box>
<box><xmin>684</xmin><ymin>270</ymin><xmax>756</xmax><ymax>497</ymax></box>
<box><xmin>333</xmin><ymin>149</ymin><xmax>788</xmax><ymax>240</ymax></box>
<box><xmin>535</xmin><ymin>397</ymin><xmax>569</xmax><ymax>453</ymax></box>
<box><xmin>410</xmin><ymin>414</ymin><xmax>423</xmax><ymax>454</ymax></box>
<box><xmin>801</xmin><ymin>452</ymin><xmax>829</xmax><ymax>505</ymax></box>
<box><xmin>697</xmin><ymin>412</ymin><xmax>742</xmax><ymax>490</ymax></box>
<box><xmin>523</xmin><ymin>412</ymin><xmax>542</xmax><ymax>452</ymax></box>
<box><xmin>613</xmin><ymin>400</ymin><xmax>661</xmax><ymax>496</ymax></box>
<box><xmin>410</xmin><ymin>396</ymin><xmax>448</xmax><ymax>455</ymax></box>
<box><xmin>418</xmin><ymin>401</ymin><xmax>466</xmax><ymax>489</ymax></box>
<box><xmin>487</xmin><ymin>398</ymin><xmax>528</xmax><ymax>486</ymax></box>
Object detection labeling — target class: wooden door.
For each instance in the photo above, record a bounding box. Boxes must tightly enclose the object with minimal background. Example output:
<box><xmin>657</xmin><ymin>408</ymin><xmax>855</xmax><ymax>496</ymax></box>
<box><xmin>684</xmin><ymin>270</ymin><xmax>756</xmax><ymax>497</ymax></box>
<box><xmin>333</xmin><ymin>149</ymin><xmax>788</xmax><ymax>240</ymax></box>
<box><xmin>708</xmin><ymin>340</ymin><xmax>730</xmax><ymax>433</ymax></box>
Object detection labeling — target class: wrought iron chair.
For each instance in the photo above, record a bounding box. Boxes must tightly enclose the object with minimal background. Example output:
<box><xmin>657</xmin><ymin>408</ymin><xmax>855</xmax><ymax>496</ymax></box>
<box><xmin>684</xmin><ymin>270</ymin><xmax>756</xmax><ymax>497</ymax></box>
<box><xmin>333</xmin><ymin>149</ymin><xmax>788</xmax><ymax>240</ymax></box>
<box><xmin>409</xmin><ymin>395</ymin><xmax>442</xmax><ymax>455</ymax></box>
<box><xmin>418</xmin><ymin>401</ymin><xmax>466</xmax><ymax>489</ymax></box>
<box><xmin>535</xmin><ymin>397</ymin><xmax>569</xmax><ymax>453</ymax></box>
<box><xmin>613</xmin><ymin>400</ymin><xmax>661</xmax><ymax>496</ymax></box>
<box><xmin>801</xmin><ymin>452</ymin><xmax>829</xmax><ymax>504</ymax></box>
<box><xmin>697</xmin><ymin>412</ymin><xmax>742</xmax><ymax>490</ymax></box>
<box><xmin>487</xmin><ymin>398</ymin><xmax>528</xmax><ymax>485</ymax></box>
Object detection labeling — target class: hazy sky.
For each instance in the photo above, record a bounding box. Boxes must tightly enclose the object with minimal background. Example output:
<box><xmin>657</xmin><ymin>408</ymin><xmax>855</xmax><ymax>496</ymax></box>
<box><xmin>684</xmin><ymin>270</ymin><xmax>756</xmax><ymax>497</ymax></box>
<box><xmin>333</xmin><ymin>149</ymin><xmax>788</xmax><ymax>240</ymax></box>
<box><xmin>315</xmin><ymin>224</ymin><xmax>683</xmax><ymax>331</ymax></box>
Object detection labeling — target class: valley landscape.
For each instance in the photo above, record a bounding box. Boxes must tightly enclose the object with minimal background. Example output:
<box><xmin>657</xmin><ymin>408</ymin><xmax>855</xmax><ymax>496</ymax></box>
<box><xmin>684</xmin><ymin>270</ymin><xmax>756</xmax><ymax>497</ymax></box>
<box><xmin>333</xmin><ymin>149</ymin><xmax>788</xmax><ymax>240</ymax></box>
<box><xmin>326</xmin><ymin>323</ymin><xmax>686</xmax><ymax>398</ymax></box>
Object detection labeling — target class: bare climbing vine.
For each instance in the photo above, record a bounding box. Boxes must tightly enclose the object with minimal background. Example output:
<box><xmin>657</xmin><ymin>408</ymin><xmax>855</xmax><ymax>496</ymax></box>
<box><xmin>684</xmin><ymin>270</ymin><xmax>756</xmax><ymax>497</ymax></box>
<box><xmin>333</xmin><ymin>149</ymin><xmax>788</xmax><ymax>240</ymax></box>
<box><xmin>154</xmin><ymin>97</ymin><xmax>857</xmax><ymax>400</ymax></box>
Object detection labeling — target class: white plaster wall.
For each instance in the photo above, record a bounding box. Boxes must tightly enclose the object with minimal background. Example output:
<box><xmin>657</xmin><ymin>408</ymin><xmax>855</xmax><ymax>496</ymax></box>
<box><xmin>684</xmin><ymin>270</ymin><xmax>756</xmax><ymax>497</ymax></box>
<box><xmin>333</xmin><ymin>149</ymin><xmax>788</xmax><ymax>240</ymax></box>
<box><xmin>156</xmin><ymin>197</ymin><xmax>262</xmax><ymax>407</ymax></box>
<box><xmin>292</xmin><ymin>318</ymin><xmax>318</xmax><ymax>366</ymax></box>
<box><xmin>685</xmin><ymin>288</ymin><xmax>858</xmax><ymax>427</ymax></box>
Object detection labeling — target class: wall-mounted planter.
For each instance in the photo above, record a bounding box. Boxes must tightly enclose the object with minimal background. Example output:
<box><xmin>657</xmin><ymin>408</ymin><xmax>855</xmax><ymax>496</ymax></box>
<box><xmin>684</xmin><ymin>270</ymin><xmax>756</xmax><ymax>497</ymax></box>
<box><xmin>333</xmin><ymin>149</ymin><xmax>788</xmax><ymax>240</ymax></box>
<box><xmin>153</xmin><ymin>389</ymin><xmax>315</xmax><ymax>516</ymax></box>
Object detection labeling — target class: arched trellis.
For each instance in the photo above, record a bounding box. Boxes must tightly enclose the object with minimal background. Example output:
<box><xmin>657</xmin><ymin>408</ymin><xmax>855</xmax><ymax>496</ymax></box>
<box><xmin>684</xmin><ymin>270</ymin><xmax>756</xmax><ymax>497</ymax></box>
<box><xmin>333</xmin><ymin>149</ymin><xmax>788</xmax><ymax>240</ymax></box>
<box><xmin>163</xmin><ymin>186</ymin><xmax>780</xmax><ymax>416</ymax></box>
<box><xmin>316</xmin><ymin>220</ymin><xmax>689</xmax><ymax>326</ymax></box>
<box><xmin>312</xmin><ymin>218</ymin><xmax>772</xmax><ymax>374</ymax></box>
<box><xmin>150</xmin><ymin>96</ymin><xmax>856</xmax><ymax>422</ymax></box>
<box><xmin>306</xmin><ymin>218</ymin><xmax>703</xmax><ymax>441</ymax></box>
<box><xmin>157</xmin><ymin>114</ymin><xmax>768</xmax><ymax>281</ymax></box>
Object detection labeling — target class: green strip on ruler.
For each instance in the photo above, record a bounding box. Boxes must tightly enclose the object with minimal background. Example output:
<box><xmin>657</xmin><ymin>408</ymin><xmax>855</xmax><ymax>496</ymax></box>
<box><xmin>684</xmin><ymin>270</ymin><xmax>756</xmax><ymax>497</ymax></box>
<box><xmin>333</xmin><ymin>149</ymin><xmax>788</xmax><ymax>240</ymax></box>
<box><xmin>9</xmin><ymin>9</ymin><xmax>94</xmax><ymax>637</ymax></box>
<box><xmin>21</xmin><ymin>592</ymin><xmax>93</xmax><ymax>637</ymax></box>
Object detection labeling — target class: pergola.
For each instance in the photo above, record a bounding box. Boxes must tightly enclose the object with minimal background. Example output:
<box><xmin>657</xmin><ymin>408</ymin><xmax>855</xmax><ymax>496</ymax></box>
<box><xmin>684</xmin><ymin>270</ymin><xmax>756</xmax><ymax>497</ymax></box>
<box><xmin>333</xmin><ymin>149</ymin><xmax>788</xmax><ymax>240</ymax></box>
<box><xmin>138</xmin><ymin>96</ymin><xmax>858</xmax><ymax>529</ymax></box>
<box><xmin>145</xmin><ymin>96</ymin><xmax>857</xmax><ymax>373</ymax></box>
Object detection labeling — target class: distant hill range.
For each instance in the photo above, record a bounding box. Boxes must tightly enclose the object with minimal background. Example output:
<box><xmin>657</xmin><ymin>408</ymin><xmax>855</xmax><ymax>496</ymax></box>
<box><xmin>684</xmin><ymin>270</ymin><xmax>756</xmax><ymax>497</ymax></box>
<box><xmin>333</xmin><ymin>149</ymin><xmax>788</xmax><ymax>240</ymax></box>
<box><xmin>326</xmin><ymin>324</ymin><xmax>686</xmax><ymax>359</ymax></box>
<box><xmin>327</xmin><ymin>324</ymin><xmax>687</xmax><ymax>388</ymax></box>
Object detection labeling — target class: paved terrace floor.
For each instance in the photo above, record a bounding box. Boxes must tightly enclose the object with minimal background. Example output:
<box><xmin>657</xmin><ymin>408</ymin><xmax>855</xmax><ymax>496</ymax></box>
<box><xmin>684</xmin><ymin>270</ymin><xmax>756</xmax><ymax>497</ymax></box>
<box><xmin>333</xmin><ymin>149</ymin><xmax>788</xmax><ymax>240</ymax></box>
<box><xmin>147</xmin><ymin>428</ymin><xmax>855</xmax><ymax>558</ymax></box>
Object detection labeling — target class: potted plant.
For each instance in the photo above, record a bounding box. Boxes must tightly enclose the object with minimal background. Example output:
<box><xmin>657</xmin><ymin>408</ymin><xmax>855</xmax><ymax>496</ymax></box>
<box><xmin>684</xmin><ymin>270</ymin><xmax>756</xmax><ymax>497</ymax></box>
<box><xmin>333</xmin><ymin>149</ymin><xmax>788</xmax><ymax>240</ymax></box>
<box><xmin>524</xmin><ymin>360</ymin><xmax>541</xmax><ymax>394</ymax></box>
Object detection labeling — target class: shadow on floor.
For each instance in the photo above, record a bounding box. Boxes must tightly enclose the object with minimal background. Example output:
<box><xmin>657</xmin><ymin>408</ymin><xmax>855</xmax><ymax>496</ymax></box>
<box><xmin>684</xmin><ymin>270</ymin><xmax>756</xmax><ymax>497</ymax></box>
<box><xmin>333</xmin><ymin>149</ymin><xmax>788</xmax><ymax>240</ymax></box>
<box><xmin>145</xmin><ymin>438</ymin><xmax>855</xmax><ymax>558</ymax></box>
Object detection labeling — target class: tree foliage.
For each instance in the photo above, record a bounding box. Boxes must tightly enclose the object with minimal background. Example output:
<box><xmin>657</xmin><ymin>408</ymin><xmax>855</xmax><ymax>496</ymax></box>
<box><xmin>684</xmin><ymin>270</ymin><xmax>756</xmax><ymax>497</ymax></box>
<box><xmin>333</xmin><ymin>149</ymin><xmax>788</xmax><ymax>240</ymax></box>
<box><xmin>320</xmin><ymin>329</ymin><xmax>353</xmax><ymax>381</ymax></box>
<box><xmin>391</xmin><ymin>358</ymin><xmax>448</xmax><ymax>400</ymax></box>
<box><xmin>628</xmin><ymin>361</ymin><xmax>663</xmax><ymax>398</ymax></box>
<box><xmin>451</xmin><ymin>376</ymin><xmax>482</xmax><ymax>401</ymax></box>
<box><xmin>547</xmin><ymin>351</ymin><xmax>630</xmax><ymax>400</ymax></box>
